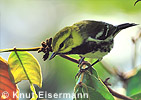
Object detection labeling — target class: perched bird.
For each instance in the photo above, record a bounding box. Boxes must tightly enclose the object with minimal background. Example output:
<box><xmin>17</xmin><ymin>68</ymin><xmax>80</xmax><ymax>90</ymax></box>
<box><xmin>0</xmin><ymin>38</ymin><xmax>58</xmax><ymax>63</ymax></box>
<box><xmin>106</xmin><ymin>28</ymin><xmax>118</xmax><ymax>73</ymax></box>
<box><xmin>49</xmin><ymin>20</ymin><xmax>137</xmax><ymax>68</ymax></box>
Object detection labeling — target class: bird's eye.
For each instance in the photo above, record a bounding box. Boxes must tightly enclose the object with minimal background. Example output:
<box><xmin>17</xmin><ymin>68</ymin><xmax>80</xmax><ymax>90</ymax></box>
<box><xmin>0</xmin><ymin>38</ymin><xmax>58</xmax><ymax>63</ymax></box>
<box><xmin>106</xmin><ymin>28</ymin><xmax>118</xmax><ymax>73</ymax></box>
<box><xmin>59</xmin><ymin>42</ymin><xmax>64</xmax><ymax>49</ymax></box>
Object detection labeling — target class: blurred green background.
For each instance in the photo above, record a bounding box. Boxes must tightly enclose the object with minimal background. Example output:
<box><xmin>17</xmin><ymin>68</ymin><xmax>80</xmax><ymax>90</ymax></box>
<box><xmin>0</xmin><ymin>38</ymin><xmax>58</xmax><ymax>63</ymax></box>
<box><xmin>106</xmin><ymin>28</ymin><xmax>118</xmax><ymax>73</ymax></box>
<box><xmin>0</xmin><ymin>0</ymin><xmax>141</xmax><ymax>100</ymax></box>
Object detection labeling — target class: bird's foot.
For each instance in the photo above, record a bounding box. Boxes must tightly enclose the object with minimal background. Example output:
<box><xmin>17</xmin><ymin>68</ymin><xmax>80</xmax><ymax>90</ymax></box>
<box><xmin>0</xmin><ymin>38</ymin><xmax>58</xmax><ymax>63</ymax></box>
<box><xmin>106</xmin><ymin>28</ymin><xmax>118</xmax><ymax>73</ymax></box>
<box><xmin>75</xmin><ymin>59</ymin><xmax>100</xmax><ymax>78</ymax></box>
<box><xmin>75</xmin><ymin>68</ymin><xmax>88</xmax><ymax>79</ymax></box>
<box><xmin>75</xmin><ymin>61</ymin><xmax>91</xmax><ymax>79</ymax></box>
<box><xmin>75</xmin><ymin>58</ymin><xmax>101</xmax><ymax>78</ymax></box>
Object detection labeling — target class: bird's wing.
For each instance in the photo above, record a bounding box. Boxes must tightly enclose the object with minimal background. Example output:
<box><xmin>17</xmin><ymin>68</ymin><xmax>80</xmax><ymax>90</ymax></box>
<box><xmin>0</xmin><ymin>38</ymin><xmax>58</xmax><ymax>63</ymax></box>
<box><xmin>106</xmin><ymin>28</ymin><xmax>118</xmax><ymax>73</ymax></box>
<box><xmin>74</xmin><ymin>20</ymin><xmax>117</xmax><ymax>40</ymax></box>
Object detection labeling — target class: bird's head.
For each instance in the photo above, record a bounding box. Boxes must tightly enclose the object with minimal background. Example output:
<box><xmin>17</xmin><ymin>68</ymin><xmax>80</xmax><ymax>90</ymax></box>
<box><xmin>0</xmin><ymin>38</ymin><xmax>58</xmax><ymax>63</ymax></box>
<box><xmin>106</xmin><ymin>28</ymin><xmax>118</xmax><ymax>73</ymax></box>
<box><xmin>49</xmin><ymin>25</ymin><xmax>84</xmax><ymax>60</ymax></box>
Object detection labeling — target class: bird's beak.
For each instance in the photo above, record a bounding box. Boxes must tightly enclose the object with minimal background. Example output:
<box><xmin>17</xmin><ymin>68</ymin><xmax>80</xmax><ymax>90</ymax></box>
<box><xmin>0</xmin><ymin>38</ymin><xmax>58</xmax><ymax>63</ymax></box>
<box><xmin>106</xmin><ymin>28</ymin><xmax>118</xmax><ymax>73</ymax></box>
<box><xmin>49</xmin><ymin>52</ymin><xmax>57</xmax><ymax>60</ymax></box>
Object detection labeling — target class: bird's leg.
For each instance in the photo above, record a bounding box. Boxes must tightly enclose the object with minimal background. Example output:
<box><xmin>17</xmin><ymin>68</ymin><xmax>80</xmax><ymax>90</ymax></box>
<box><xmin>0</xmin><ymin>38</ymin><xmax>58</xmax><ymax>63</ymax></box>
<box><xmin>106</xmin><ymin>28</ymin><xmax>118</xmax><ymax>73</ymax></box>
<box><xmin>78</xmin><ymin>56</ymin><xmax>85</xmax><ymax>67</ymax></box>
<box><xmin>75</xmin><ymin>56</ymin><xmax>85</xmax><ymax>78</ymax></box>
<box><xmin>75</xmin><ymin>59</ymin><xmax>100</xmax><ymax>78</ymax></box>
<box><xmin>75</xmin><ymin>60</ymin><xmax>88</xmax><ymax>78</ymax></box>
<box><xmin>75</xmin><ymin>56</ymin><xmax>83</xmax><ymax>78</ymax></box>
<box><xmin>84</xmin><ymin>59</ymin><xmax>100</xmax><ymax>70</ymax></box>
<box><xmin>79</xmin><ymin>59</ymin><xmax>100</xmax><ymax>72</ymax></box>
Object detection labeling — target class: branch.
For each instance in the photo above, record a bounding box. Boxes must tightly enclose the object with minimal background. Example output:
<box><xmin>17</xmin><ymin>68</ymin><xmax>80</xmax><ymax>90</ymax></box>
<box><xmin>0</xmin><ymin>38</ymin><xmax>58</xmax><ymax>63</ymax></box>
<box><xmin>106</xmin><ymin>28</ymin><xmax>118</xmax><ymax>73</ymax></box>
<box><xmin>59</xmin><ymin>54</ymin><xmax>91</xmax><ymax>66</ymax></box>
<box><xmin>59</xmin><ymin>54</ymin><xmax>79</xmax><ymax>64</ymax></box>
<box><xmin>0</xmin><ymin>47</ymin><xmax>40</xmax><ymax>53</ymax></box>
<box><xmin>107</xmin><ymin>86</ymin><xmax>133</xmax><ymax>100</ymax></box>
<box><xmin>103</xmin><ymin>78</ymin><xmax>133</xmax><ymax>100</ymax></box>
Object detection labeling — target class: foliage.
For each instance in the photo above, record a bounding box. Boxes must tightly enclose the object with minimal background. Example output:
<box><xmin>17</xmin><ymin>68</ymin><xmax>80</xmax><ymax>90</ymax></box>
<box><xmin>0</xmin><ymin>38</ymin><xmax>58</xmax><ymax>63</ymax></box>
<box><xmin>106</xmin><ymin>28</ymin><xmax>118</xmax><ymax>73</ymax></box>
<box><xmin>130</xmin><ymin>93</ymin><xmax>141</xmax><ymax>100</ymax></box>
<box><xmin>0</xmin><ymin>51</ymin><xmax>42</xmax><ymax>100</ymax></box>
<box><xmin>0</xmin><ymin>57</ymin><xmax>19</xmax><ymax>100</ymax></box>
<box><xmin>127</xmin><ymin>69</ymin><xmax>141</xmax><ymax>96</ymax></box>
<box><xmin>74</xmin><ymin>68</ymin><xmax>114</xmax><ymax>100</ymax></box>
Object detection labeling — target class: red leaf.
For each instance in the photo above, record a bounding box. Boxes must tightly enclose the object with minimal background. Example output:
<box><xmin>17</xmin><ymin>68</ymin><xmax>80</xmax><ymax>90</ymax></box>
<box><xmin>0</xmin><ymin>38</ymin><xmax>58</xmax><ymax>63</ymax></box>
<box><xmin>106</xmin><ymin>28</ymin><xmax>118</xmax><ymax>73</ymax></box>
<box><xmin>0</xmin><ymin>57</ymin><xmax>19</xmax><ymax>100</ymax></box>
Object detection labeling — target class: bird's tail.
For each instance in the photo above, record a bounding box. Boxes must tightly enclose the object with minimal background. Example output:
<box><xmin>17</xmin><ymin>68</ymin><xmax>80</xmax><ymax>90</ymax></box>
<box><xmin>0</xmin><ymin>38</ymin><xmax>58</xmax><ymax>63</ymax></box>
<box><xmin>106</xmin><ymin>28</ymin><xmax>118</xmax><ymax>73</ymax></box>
<box><xmin>113</xmin><ymin>23</ymin><xmax>138</xmax><ymax>37</ymax></box>
<box><xmin>117</xmin><ymin>23</ymin><xmax>138</xmax><ymax>30</ymax></box>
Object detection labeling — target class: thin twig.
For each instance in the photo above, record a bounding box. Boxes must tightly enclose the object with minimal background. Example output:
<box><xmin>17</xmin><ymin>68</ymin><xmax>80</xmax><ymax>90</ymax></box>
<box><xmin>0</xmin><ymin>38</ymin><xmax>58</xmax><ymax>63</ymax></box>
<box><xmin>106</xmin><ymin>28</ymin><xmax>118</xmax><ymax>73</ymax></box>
<box><xmin>107</xmin><ymin>86</ymin><xmax>133</xmax><ymax>100</ymax></box>
<box><xmin>59</xmin><ymin>54</ymin><xmax>79</xmax><ymax>64</ymax></box>
<box><xmin>103</xmin><ymin>78</ymin><xmax>133</xmax><ymax>100</ymax></box>
<box><xmin>0</xmin><ymin>47</ymin><xmax>40</xmax><ymax>53</ymax></box>
<box><xmin>59</xmin><ymin>54</ymin><xmax>91</xmax><ymax>66</ymax></box>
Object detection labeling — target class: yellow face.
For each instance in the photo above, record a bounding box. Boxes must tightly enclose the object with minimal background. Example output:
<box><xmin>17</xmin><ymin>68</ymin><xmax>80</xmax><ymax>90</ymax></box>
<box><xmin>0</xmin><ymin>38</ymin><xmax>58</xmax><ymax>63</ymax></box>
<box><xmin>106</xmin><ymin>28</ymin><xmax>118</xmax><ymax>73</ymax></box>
<box><xmin>52</xmin><ymin>26</ymin><xmax>72</xmax><ymax>54</ymax></box>
<box><xmin>52</xmin><ymin>25</ymin><xmax>83</xmax><ymax>54</ymax></box>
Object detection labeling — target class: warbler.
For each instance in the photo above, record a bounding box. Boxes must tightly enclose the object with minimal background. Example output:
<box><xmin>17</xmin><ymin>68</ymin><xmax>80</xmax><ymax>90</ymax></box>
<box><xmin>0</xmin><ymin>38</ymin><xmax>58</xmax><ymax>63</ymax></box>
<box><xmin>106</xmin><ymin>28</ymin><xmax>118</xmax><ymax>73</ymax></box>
<box><xmin>49</xmin><ymin>20</ymin><xmax>137</xmax><ymax>67</ymax></box>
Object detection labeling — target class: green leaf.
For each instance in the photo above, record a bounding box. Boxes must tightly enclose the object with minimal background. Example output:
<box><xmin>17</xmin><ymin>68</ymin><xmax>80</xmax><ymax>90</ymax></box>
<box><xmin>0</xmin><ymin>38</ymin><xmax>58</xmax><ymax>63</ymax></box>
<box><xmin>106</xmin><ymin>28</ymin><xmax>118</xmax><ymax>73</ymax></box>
<box><xmin>130</xmin><ymin>93</ymin><xmax>141</xmax><ymax>100</ymax></box>
<box><xmin>85</xmin><ymin>86</ymin><xmax>106</xmax><ymax>100</ymax></box>
<box><xmin>8</xmin><ymin>51</ymin><xmax>42</xmax><ymax>100</ymax></box>
<box><xmin>126</xmin><ymin>69</ymin><xmax>141</xmax><ymax>96</ymax></box>
<box><xmin>88</xmin><ymin>67</ymin><xmax>99</xmax><ymax>78</ymax></box>
<box><xmin>74</xmin><ymin>83</ymin><xmax>89</xmax><ymax>100</ymax></box>
<box><xmin>85</xmin><ymin>69</ymin><xmax>114</xmax><ymax>100</ymax></box>
<box><xmin>74</xmin><ymin>68</ymin><xmax>114</xmax><ymax>100</ymax></box>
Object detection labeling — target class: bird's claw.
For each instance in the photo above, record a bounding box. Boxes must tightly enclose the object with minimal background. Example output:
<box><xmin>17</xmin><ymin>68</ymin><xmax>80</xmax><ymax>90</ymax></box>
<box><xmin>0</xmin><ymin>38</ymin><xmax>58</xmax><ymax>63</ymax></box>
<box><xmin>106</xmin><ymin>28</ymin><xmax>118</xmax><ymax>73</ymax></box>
<box><xmin>75</xmin><ymin>68</ymin><xmax>88</xmax><ymax>79</ymax></box>
<box><xmin>78</xmin><ymin>56</ymin><xmax>85</xmax><ymax>67</ymax></box>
